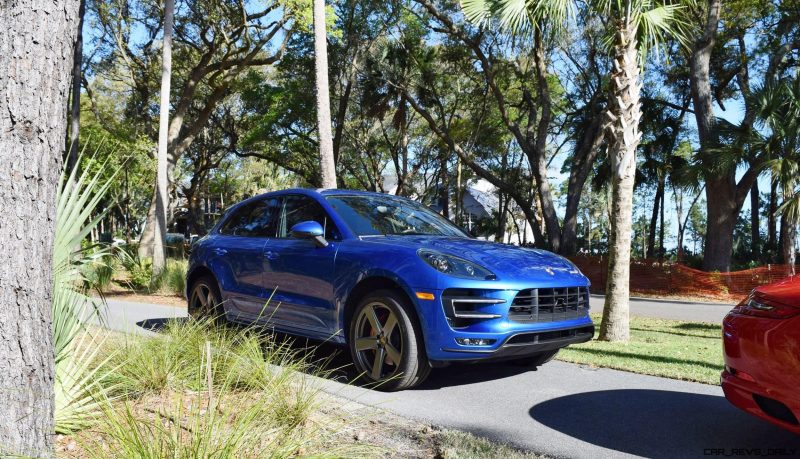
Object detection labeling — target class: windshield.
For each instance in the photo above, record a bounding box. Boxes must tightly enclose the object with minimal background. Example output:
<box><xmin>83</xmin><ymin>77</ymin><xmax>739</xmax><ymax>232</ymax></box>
<box><xmin>325</xmin><ymin>195</ymin><xmax>469</xmax><ymax>237</ymax></box>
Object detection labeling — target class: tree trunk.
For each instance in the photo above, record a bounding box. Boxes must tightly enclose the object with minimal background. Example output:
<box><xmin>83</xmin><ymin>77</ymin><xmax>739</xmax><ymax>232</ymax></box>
<box><xmin>314</xmin><ymin>0</ymin><xmax>337</xmax><ymax>189</ymax></box>
<box><xmin>768</xmin><ymin>177</ymin><xmax>778</xmax><ymax>255</ymax></box>
<box><xmin>780</xmin><ymin>214</ymin><xmax>797</xmax><ymax>273</ymax></box>
<box><xmin>560</xmin><ymin>104</ymin><xmax>604</xmax><ymax>256</ymax></box>
<box><xmin>152</xmin><ymin>0</ymin><xmax>174</xmax><ymax>275</ymax></box>
<box><xmin>439</xmin><ymin>151</ymin><xmax>450</xmax><ymax>218</ymax></box>
<box><xmin>0</xmin><ymin>0</ymin><xmax>80</xmax><ymax>455</ymax></box>
<box><xmin>659</xmin><ymin>181</ymin><xmax>666</xmax><ymax>257</ymax></box>
<box><xmin>690</xmin><ymin>0</ymin><xmax>744</xmax><ymax>272</ymax></box>
<box><xmin>751</xmin><ymin>181</ymin><xmax>760</xmax><ymax>257</ymax></box>
<box><xmin>703</xmin><ymin>177</ymin><xmax>738</xmax><ymax>271</ymax></box>
<box><xmin>599</xmin><ymin>25</ymin><xmax>641</xmax><ymax>343</ymax></box>
<box><xmin>67</xmin><ymin>0</ymin><xmax>86</xmax><ymax>173</ymax></box>
<box><xmin>647</xmin><ymin>178</ymin><xmax>664</xmax><ymax>258</ymax></box>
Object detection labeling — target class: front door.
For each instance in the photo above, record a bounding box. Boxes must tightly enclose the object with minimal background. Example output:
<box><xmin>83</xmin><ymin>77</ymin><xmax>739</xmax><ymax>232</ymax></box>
<box><xmin>262</xmin><ymin>194</ymin><xmax>341</xmax><ymax>335</ymax></box>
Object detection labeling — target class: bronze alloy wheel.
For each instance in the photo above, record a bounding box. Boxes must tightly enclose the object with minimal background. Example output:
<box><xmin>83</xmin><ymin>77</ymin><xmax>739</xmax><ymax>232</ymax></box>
<box><xmin>353</xmin><ymin>301</ymin><xmax>405</xmax><ymax>381</ymax></box>
<box><xmin>348</xmin><ymin>290</ymin><xmax>430</xmax><ymax>390</ymax></box>
<box><xmin>188</xmin><ymin>275</ymin><xmax>223</xmax><ymax>321</ymax></box>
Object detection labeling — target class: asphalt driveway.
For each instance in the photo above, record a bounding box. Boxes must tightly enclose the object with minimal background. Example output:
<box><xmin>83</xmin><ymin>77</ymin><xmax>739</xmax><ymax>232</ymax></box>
<box><xmin>98</xmin><ymin>299</ymin><xmax>800</xmax><ymax>458</ymax></box>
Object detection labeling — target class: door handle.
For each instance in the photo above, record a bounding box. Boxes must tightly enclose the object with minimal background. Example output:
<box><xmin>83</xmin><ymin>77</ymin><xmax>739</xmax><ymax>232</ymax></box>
<box><xmin>213</xmin><ymin>248</ymin><xmax>228</xmax><ymax>256</ymax></box>
<box><xmin>264</xmin><ymin>250</ymin><xmax>279</xmax><ymax>260</ymax></box>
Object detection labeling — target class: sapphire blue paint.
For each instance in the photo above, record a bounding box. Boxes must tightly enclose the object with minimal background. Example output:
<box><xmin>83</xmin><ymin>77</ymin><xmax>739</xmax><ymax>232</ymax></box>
<box><xmin>187</xmin><ymin>188</ymin><xmax>594</xmax><ymax>362</ymax></box>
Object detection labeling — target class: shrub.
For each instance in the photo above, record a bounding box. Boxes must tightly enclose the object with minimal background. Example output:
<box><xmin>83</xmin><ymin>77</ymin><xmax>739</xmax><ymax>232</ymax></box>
<box><xmin>126</xmin><ymin>257</ymin><xmax>155</xmax><ymax>291</ymax></box>
<box><xmin>81</xmin><ymin>257</ymin><xmax>115</xmax><ymax>291</ymax></box>
<box><xmin>85</xmin><ymin>319</ymin><xmax>369</xmax><ymax>458</ymax></box>
<box><xmin>160</xmin><ymin>259</ymin><xmax>187</xmax><ymax>296</ymax></box>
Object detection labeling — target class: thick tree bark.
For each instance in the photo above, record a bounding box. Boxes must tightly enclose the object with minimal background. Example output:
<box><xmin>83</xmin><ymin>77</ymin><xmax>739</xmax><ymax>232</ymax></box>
<box><xmin>152</xmin><ymin>0</ymin><xmax>174</xmax><ymax>274</ymax></box>
<box><xmin>0</xmin><ymin>0</ymin><xmax>80</xmax><ymax>455</ymax></box>
<box><xmin>689</xmin><ymin>0</ymin><xmax>732</xmax><ymax>271</ymax></box>
<box><xmin>67</xmin><ymin>0</ymin><xmax>86</xmax><ymax>173</ymax></box>
<box><xmin>691</xmin><ymin>0</ymin><xmax>763</xmax><ymax>270</ymax></box>
<box><xmin>704</xmin><ymin>178</ymin><xmax>738</xmax><ymax>271</ymax></box>
<box><xmin>599</xmin><ymin>26</ymin><xmax>641</xmax><ymax>343</ymax></box>
<box><xmin>314</xmin><ymin>0</ymin><xmax>337</xmax><ymax>189</ymax></box>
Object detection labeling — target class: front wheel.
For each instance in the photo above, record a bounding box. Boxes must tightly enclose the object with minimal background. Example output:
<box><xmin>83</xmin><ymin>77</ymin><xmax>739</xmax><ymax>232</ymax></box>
<box><xmin>348</xmin><ymin>290</ymin><xmax>430</xmax><ymax>391</ymax></box>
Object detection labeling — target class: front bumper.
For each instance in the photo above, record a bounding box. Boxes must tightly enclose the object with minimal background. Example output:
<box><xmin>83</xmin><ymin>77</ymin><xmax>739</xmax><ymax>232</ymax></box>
<box><xmin>438</xmin><ymin>324</ymin><xmax>595</xmax><ymax>363</ymax></box>
<box><xmin>413</xmin><ymin>286</ymin><xmax>594</xmax><ymax>362</ymax></box>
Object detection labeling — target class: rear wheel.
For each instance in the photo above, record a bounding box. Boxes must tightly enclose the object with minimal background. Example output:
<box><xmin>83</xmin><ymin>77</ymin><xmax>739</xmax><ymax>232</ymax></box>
<box><xmin>348</xmin><ymin>290</ymin><xmax>430</xmax><ymax>391</ymax></box>
<box><xmin>188</xmin><ymin>274</ymin><xmax>225</xmax><ymax>323</ymax></box>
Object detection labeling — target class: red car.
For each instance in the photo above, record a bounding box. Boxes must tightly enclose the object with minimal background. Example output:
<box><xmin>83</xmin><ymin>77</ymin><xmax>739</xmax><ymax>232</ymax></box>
<box><xmin>722</xmin><ymin>275</ymin><xmax>800</xmax><ymax>434</ymax></box>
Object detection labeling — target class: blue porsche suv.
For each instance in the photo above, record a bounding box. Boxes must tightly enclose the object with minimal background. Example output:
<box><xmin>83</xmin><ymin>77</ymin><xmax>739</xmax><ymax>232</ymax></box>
<box><xmin>186</xmin><ymin>188</ymin><xmax>594</xmax><ymax>390</ymax></box>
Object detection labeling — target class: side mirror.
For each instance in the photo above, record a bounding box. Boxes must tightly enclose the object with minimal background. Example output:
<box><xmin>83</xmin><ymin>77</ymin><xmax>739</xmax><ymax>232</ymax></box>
<box><xmin>289</xmin><ymin>221</ymin><xmax>328</xmax><ymax>247</ymax></box>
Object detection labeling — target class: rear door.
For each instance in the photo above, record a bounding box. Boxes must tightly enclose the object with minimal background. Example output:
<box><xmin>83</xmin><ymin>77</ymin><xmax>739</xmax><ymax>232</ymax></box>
<box><xmin>262</xmin><ymin>194</ymin><xmax>341</xmax><ymax>335</ymax></box>
<box><xmin>213</xmin><ymin>197</ymin><xmax>280</xmax><ymax>317</ymax></box>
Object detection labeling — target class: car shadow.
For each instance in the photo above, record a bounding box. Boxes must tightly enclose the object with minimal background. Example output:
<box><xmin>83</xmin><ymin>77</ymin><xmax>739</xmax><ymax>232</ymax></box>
<box><xmin>529</xmin><ymin>389</ymin><xmax>800</xmax><ymax>458</ymax></box>
<box><xmin>257</xmin><ymin>330</ymin><xmax>533</xmax><ymax>390</ymax></box>
<box><xmin>135</xmin><ymin>317</ymin><xmax>181</xmax><ymax>332</ymax></box>
<box><xmin>133</xmin><ymin>317</ymin><xmax>533</xmax><ymax>390</ymax></box>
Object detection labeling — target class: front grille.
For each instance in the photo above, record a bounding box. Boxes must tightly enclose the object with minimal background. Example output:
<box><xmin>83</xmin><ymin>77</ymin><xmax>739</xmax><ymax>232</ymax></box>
<box><xmin>509</xmin><ymin>286</ymin><xmax>589</xmax><ymax>323</ymax></box>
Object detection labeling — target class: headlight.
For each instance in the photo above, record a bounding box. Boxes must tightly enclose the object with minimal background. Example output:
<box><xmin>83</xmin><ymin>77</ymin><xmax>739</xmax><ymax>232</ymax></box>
<box><xmin>417</xmin><ymin>249</ymin><xmax>496</xmax><ymax>280</ymax></box>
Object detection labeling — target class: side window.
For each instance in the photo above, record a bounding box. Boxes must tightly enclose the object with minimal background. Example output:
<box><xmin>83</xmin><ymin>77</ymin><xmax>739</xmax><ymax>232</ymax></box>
<box><xmin>277</xmin><ymin>195</ymin><xmax>341</xmax><ymax>240</ymax></box>
<box><xmin>219</xmin><ymin>197</ymin><xmax>280</xmax><ymax>237</ymax></box>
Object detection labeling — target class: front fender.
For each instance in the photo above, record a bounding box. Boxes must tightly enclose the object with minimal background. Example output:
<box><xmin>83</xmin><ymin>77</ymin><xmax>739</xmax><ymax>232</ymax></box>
<box><xmin>332</xmin><ymin>242</ymin><xmax>439</xmax><ymax>344</ymax></box>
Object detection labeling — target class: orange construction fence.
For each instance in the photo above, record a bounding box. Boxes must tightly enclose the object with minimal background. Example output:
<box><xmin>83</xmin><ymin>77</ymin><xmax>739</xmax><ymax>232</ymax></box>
<box><xmin>568</xmin><ymin>256</ymin><xmax>797</xmax><ymax>302</ymax></box>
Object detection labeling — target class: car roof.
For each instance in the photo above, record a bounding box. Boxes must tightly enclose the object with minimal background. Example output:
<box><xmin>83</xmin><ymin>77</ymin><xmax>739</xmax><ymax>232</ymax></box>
<box><xmin>249</xmin><ymin>188</ymin><xmax>402</xmax><ymax>199</ymax></box>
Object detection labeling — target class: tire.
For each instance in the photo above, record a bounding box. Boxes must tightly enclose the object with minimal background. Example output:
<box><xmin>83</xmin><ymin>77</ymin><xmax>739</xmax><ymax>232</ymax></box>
<box><xmin>348</xmin><ymin>289</ymin><xmax>430</xmax><ymax>391</ymax></box>
<box><xmin>510</xmin><ymin>349</ymin><xmax>559</xmax><ymax>368</ymax></box>
<box><xmin>188</xmin><ymin>274</ymin><xmax>225</xmax><ymax>324</ymax></box>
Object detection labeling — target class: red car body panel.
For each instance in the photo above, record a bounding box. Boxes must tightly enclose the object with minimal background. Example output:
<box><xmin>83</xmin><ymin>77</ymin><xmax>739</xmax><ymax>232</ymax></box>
<box><xmin>722</xmin><ymin>275</ymin><xmax>800</xmax><ymax>434</ymax></box>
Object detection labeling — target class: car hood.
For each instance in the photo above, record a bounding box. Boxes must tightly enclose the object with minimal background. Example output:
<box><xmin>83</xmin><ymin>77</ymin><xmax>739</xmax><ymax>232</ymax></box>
<box><xmin>361</xmin><ymin>235</ymin><xmax>588</xmax><ymax>284</ymax></box>
<box><xmin>754</xmin><ymin>275</ymin><xmax>800</xmax><ymax>307</ymax></box>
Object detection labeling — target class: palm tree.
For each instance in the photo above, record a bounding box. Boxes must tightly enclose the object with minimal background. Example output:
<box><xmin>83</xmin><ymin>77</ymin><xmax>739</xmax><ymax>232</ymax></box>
<box><xmin>153</xmin><ymin>0</ymin><xmax>174</xmax><ymax>275</ymax></box>
<box><xmin>314</xmin><ymin>0</ymin><xmax>337</xmax><ymax>188</ymax></box>
<box><xmin>461</xmin><ymin>0</ymin><xmax>691</xmax><ymax>341</ymax></box>
<box><xmin>751</xmin><ymin>80</ymin><xmax>800</xmax><ymax>273</ymax></box>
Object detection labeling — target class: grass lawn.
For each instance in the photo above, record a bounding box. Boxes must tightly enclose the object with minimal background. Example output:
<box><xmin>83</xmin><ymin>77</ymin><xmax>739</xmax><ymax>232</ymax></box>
<box><xmin>557</xmin><ymin>314</ymin><xmax>724</xmax><ymax>385</ymax></box>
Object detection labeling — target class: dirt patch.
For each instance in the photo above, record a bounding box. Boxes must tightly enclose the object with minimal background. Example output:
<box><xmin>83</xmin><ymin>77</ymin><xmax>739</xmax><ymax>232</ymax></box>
<box><xmin>97</xmin><ymin>283</ymin><xmax>185</xmax><ymax>308</ymax></box>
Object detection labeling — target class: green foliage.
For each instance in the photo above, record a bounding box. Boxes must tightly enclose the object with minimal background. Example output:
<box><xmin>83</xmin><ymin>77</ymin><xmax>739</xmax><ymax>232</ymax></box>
<box><xmin>101</xmin><ymin>318</ymin><xmax>314</xmax><ymax>396</ymax></box>
<box><xmin>124</xmin><ymin>257</ymin><xmax>155</xmax><ymax>291</ymax></box>
<box><xmin>81</xmin><ymin>256</ymin><xmax>115</xmax><ymax>291</ymax></box>
<box><xmin>53</xmin><ymin>150</ymin><xmax>121</xmax><ymax>433</ymax></box>
<box><xmin>161</xmin><ymin>259</ymin><xmax>188</xmax><ymax>296</ymax></box>
<box><xmin>82</xmin><ymin>319</ymin><xmax>368</xmax><ymax>458</ymax></box>
<box><xmin>121</xmin><ymin>256</ymin><xmax>187</xmax><ymax>295</ymax></box>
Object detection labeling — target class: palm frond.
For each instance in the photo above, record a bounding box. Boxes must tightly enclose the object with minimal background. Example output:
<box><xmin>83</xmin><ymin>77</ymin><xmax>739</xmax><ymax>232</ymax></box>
<box><xmin>461</xmin><ymin>0</ymin><xmax>574</xmax><ymax>34</ymax></box>
<box><xmin>637</xmin><ymin>3</ymin><xmax>690</xmax><ymax>57</ymax></box>
<box><xmin>52</xmin><ymin>145</ymin><xmax>122</xmax><ymax>433</ymax></box>
<box><xmin>460</xmin><ymin>0</ymin><xmax>493</xmax><ymax>27</ymax></box>
<box><xmin>777</xmin><ymin>190</ymin><xmax>800</xmax><ymax>224</ymax></box>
